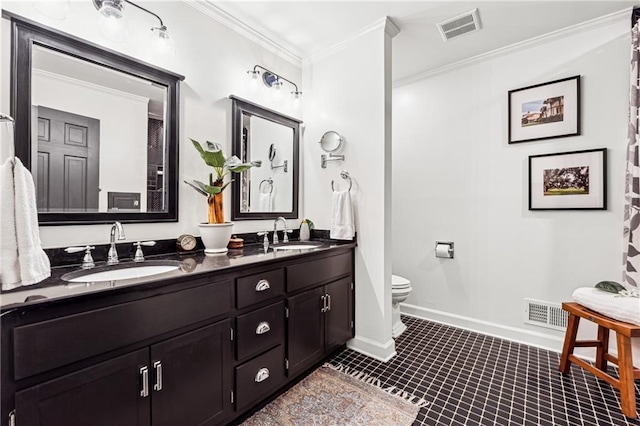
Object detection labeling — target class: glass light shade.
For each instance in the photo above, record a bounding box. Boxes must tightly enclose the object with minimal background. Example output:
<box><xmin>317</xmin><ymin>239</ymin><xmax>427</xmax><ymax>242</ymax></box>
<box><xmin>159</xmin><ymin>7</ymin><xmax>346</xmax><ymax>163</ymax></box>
<box><xmin>291</xmin><ymin>91</ymin><xmax>302</xmax><ymax>108</ymax></box>
<box><xmin>150</xmin><ymin>26</ymin><xmax>176</xmax><ymax>56</ymax></box>
<box><xmin>32</xmin><ymin>0</ymin><xmax>70</xmax><ymax>20</ymax></box>
<box><xmin>97</xmin><ymin>0</ymin><xmax>124</xmax><ymax>19</ymax></box>
<box><xmin>98</xmin><ymin>12</ymin><xmax>128</xmax><ymax>43</ymax></box>
<box><xmin>272</xmin><ymin>79</ymin><xmax>283</xmax><ymax>100</ymax></box>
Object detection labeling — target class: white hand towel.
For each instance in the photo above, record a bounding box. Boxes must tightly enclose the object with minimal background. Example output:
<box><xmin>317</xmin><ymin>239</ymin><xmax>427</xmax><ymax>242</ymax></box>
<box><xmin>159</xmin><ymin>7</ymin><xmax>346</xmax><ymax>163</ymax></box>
<box><xmin>0</xmin><ymin>158</ymin><xmax>20</xmax><ymax>289</ymax></box>
<box><xmin>13</xmin><ymin>158</ymin><xmax>50</xmax><ymax>285</ymax></box>
<box><xmin>330</xmin><ymin>190</ymin><xmax>355</xmax><ymax>240</ymax></box>
<box><xmin>258</xmin><ymin>187</ymin><xmax>275</xmax><ymax>212</ymax></box>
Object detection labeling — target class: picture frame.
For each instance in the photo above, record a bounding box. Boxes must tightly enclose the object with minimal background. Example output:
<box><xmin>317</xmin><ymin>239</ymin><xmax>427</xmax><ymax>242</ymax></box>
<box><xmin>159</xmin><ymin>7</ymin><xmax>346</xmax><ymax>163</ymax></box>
<box><xmin>528</xmin><ymin>148</ymin><xmax>606</xmax><ymax>210</ymax></box>
<box><xmin>508</xmin><ymin>75</ymin><xmax>580</xmax><ymax>144</ymax></box>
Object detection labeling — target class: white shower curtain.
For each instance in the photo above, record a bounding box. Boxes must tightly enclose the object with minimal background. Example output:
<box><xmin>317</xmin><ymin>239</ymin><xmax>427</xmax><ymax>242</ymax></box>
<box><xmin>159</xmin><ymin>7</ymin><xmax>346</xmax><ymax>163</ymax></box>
<box><xmin>623</xmin><ymin>20</ymin><xmax>640</xmax><ymax>289</ymax></box>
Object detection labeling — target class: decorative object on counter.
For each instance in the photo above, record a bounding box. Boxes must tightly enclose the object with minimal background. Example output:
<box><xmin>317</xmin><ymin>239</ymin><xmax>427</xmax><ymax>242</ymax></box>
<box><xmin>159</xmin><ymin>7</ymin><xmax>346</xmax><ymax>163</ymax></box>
<box><xmin>528</xmin><ymin>148</ymin><xmax>606</xmax><ymax>210</ymax></box>
<box><xmin>176</xmin><ymin>234</ymin><xmax>197</xmax><ymax>253</ymax></box>
<box><xmin>242</xmin><ymin>365</ymin><xmax>422</xmax><ymax>426</ymax></box>
<box><xmin>64</xmin><ymin>246</ymin><xmax>96</xmax><ymax>269</ymax></box>
<box><xmin>1</xmin><ymin>152</ymin><xmax>51</xmax><ymax>290</ymax></box>
<box><xmin>185</xmin><ymin>139</ymin><xmax>261</xmax><ymax>253</ymax></box>
<box><xmin>330</xmin><ymin>172</ymin><xmax>355</xmax><ymax>241</ymax></box>
<box><xmin>227</xmin><ymin>235</ymin><xmax>244</xmax><ymax>249</ymax></box>
<box><xmin>320</xmin><ymin>130</ymin><xmax>345</xmax><ymax>168</ymax></box>
<box><xmin>508</xmin><ymin>75</ymin><xmax>580</xmax><ymax>144</ymax></box>
<box><xmin>299</xmin><ymin>219</ymin><xmax>314</xmax><ymax>241</ymax></box>
<box><xmin>133</xmin><ymin>241</ymin><xmax>156</xmax><ymax>262</ymax></box>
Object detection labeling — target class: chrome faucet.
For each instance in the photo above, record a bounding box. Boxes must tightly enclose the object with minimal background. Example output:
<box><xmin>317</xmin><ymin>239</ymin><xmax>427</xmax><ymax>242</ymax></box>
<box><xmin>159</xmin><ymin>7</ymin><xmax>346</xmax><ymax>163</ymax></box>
<box><xmin>273</xmin><ymin>216</ymin><xmax>290</xmax><ymax>244</ymax></box>
<box><xmin>107</xmin><ymin>221</ymin><xmax>126</xmax><ymax>265</ymax></box>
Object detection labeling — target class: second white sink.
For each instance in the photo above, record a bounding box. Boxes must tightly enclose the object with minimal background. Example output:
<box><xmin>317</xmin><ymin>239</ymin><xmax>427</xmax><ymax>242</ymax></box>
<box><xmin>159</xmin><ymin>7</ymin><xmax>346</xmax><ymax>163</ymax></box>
<box><xmin>272</xmin><ymin>244</ymin><xmax>322</xmax><ymax>252</ymax></box>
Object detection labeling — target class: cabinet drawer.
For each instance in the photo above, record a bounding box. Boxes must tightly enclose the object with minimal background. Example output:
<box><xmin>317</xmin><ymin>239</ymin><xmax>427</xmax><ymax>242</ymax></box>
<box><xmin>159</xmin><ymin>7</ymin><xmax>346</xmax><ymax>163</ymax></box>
<box><xmin>13</xmin><ymin>279</ymin><xmax>232</xmax><ymax>380</ymax></box>
<box><xmin>235</xmin><ymin>345</ymin><xmax>284</xmax><ymax>411</ymax></box>
<box><xmin>236</xmin><ymin>302</ymin><xmax>284</xmax><ymax>361</ymax></box>
<box><xmin>236</xmin><ymin>268</ymin><xmax>284</xmax><ymax>309</ymax></box>
<box><xmin>287</xmin><ymin>252</ymin><xmax>352</xmax><ymax>293</ymax></box>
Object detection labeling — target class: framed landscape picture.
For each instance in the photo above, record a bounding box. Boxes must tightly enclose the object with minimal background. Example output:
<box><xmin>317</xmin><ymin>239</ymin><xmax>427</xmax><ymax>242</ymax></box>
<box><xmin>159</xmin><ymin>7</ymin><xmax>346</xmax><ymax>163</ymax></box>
<box><xmin>528</xmin><ymin>148</ymin><xmax>606</xmax><ymax>210</ymax></box>
<box><xmin>508</xmin><ymin>75</ymin><xmax>580</xmax><ymax>144</ymax></box>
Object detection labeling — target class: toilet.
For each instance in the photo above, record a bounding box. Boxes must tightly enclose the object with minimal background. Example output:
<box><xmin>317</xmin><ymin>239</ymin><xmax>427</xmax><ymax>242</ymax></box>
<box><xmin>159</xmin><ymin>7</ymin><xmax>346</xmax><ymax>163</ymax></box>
<box><xmin>391</xmin><ymin>274</ymin><xmax>412</xmax><ymax>338</ymax></box>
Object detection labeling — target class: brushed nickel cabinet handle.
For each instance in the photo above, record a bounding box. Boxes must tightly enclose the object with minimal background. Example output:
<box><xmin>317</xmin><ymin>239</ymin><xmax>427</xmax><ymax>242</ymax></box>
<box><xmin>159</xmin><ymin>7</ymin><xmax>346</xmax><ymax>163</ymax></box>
<box><xmin>255</xmin><ymin>279</ymin><xmax>270</xmax><ymax>292</ymax></box>
<box><xmin>153</xmin><ymin>361</ymin><xmax>163</xmax><ymax>391</ymax></box>
<box><xmin>255</xmin><ymin>367</ymin><xmax>270</xmax><ymax>383</ymax></box>
<box><xmin>256</xmin><ymin>321</ymin><xmax>271</xmax><ymax>335</ymax></box>
<box><xmin>327</xmin><ymin>293</ymin><xmax>331</xmax><ymax>311</ymax></box>
<box><xmin>140</xmin><ymin>366</ymin><xmax>149</xmax><ymax>397</ymax></box>
<box><xmin>321</xmin><ymin>294</ymin><xmax>327</xmax><ymax>313</ymax></box>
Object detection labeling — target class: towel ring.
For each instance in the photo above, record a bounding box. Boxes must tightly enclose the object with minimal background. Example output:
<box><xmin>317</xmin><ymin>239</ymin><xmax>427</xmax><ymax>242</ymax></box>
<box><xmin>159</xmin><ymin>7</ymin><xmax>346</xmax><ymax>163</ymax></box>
<box><xmin>259</xmin><ymin>178</ymin><xmax>274</xmax><ymax>195</ymax></box>
<box><xmin>331</xmin><ymin>171</ymin><xmax>352</xmax><ymax>192</ymax></box>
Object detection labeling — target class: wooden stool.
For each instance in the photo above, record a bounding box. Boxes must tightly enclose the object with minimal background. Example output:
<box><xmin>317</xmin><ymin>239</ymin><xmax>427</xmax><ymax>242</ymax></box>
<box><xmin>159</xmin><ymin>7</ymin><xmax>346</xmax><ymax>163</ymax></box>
<box><xmin>559</xmin><ymin>302</ymin><xmax>640</xmax><ymax>418</ymax></box>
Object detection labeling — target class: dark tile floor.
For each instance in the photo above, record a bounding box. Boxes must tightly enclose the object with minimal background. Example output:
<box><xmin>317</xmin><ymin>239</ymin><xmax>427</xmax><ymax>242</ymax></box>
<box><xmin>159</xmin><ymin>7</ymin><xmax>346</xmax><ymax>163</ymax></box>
<box><xmin>329</xmin><ymin>315</ymin><xmax>640</xmax><ymax>426</ymax></box>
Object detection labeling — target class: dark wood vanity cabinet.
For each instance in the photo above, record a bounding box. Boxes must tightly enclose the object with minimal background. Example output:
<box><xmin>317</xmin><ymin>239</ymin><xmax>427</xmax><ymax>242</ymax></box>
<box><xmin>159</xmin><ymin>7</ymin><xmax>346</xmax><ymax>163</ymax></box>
<box><xmin>1</xmin><ymin>246</ymin><xmax>354</xmax><ymax>426</ymax></box>
<box><xmin>14</xmin><ymin>320</ymin><xmax>232</xmax><ymax>426</ymax></box>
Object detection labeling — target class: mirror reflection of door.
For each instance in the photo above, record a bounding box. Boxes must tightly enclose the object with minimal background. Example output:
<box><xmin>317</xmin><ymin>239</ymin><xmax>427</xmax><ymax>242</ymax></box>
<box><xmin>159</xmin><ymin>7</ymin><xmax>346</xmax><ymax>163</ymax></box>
<box><xmin>35</xmin><ymin>106</ymin><xmax>100</xmax><ymax>212</ymax></box>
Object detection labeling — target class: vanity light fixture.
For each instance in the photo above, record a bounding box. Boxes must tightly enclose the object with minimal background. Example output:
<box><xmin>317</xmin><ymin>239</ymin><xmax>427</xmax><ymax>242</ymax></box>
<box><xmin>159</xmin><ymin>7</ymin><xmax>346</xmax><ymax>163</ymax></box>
<box><xmin>246</xmin><ymin>65</ymin><xmax>302</xmax><ymax>102</ymax></box>
<box><xmin>92</xmin><ymin>0</ymin><xmax>175</xmax><ymax>55</ymax></box>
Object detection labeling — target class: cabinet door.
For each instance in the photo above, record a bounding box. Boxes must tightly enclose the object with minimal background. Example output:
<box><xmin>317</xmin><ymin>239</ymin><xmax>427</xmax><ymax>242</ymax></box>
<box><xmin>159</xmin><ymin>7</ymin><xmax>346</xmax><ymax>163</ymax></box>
<box><xmin>325</xmin><ymin>278</ymin><xmax>354</xmax><ymax>352</ymax></box>
<box><xmin>14</xmin><ymin>349</ymin><xmax>150</xmax><ymax>426</ymax></box>
<box><xmin>150</xmin><ymin>320</ymin><xmax>232</xmax><ymax>426</ymax></box>
<box><xmin>287</xmin><ymin>287</ymin><xmax>325</xmax><ymax>377</ymax></box>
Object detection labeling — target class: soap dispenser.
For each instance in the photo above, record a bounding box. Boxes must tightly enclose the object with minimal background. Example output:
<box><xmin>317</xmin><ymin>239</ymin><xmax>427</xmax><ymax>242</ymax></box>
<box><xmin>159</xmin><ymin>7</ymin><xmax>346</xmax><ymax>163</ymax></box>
<box><xmin>299</xmin><ymin>219</ymin><xmax>313</xmax><ymax>241</ymax></box>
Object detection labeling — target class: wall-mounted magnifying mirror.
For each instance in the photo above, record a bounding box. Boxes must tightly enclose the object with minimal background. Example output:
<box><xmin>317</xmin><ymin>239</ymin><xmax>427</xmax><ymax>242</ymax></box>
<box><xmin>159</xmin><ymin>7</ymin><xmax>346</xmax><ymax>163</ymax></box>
<box><xmin>320</xmin><ymin>130</ymin><xmax>345</xmax><ymax>168</ymax></box>
<box><xmin>230</xmin><ymin>95</ymin><xmax>301</xmax><ymax>220</ymax></box>
<box><xmin>319</xmin><ymin>130</ymin><xmax>343</xmax><ymax>153</ymax></box>
<box><xmin>268</xmin><ymin>144</ymin><xmax>277</xmax><ymax>161</ymax></box>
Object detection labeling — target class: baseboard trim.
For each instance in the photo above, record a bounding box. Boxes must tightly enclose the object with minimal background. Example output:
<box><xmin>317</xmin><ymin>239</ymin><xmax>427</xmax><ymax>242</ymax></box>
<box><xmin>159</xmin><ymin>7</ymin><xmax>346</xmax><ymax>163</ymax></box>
<box><xmin>400</xmin><ymin>303</ymin><xmax>565</xmax><ymax>354</ymax></box>
<box><xmin>347</xmin><ymin>335</ymin><xmax>397</xmax><ymax>362</ymax></box>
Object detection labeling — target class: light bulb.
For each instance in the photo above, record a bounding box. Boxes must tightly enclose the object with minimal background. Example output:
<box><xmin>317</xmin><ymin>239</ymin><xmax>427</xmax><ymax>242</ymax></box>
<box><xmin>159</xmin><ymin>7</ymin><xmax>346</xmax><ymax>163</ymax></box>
<box><xmin>247</xmin><ymin>70</ymin><xmax>260</xmax><ymax>91</ymax></box>
<box><xmin>32</xmin><ymin>0</ymin><xmax>70</xmax><ymax>20</ymax></box>
<box><xmin>272</xmin><ymin>79</ymin><xmax>282</xmax><ymax>100</ymax></box>
<box><xmin>150</xmin><ymin>26</ymin><xmax>175</xmax><ymax>56</ymax></box>
<box><xmin>291</xmin><ymin>91</ymin><xmax>302</xmax><ymax>108</ymax></box>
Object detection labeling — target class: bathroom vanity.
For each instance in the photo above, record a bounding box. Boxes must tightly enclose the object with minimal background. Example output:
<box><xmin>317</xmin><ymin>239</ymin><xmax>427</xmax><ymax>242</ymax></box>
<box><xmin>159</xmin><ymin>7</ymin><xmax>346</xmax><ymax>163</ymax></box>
<box><xmin>0</xmin><ymin>243</ymin><xmax>355</xmax><ymax>426</ymax></box>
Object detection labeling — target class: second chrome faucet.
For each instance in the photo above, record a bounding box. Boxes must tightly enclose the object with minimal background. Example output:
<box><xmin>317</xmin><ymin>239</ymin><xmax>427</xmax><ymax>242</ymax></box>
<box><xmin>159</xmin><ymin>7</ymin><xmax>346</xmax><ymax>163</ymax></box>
<box><xmin>107</xmin><ymin>221</ymin><xmax>126</xmax><ymax>265</ymax></box>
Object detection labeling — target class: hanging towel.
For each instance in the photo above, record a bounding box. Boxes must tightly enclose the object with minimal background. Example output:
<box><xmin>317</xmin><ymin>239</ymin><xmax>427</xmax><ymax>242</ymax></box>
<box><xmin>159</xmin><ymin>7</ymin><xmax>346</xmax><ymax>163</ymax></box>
<box><xmin>330</xmin><ymin>190</ymin><xmax>355</xmax><ymax>240</ymax></box>
<box><xmin>13</xmin><ymin>158</ymin><xmax>50</xmax><ymax>286</ymax></box>
<box><xmin>0</xmin><ymin>158</ymin><xmax>20</xmax><ymax>289</ymax></box>
<box><xmin>258</xmin><ymin>187</ymin><xmax>275</xmax><ymax>212</ymax></box>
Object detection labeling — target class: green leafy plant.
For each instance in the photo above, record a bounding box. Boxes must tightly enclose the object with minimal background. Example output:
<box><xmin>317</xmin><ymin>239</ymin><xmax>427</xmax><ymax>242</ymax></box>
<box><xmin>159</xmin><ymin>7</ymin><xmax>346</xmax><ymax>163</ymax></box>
<box><xmin>185</xmin><ymin>139</ymin><xmax>261</xmax><ymax>224</ymax></box>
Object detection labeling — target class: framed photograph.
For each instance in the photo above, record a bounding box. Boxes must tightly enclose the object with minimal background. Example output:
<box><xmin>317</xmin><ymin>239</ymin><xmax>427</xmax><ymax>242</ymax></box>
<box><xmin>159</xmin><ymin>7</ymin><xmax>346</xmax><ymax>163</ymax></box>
<box><xmin>528</xmin><ymin>148</ymin><xmax>606</xmax><ymax>210</ymax></box>
<box><xmin>508</xmin><ymin>75</ymin><xmax>580</xmax><ymax>144</ymax></box>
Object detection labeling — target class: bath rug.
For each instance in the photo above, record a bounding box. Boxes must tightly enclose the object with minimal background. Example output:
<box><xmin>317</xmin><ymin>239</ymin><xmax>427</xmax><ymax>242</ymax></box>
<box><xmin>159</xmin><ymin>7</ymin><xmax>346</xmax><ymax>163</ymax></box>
<box><xmin>241</xmin><ymin>364</ymin><xmax>425</xmax><ymax>426</ymax></box>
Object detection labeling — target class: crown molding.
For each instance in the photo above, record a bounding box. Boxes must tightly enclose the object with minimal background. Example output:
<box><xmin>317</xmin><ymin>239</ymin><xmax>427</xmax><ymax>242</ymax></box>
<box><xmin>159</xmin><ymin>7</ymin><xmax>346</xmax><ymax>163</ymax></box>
<box><xmin>394</xmin><ymin>7</ymin><xmax>631</xmax><ymax>88</ymax></box>
<box><xmin>306</xmin><ymin>16</ymin><xmax>400</xmax><ymax>64</ymax></box>
<box><xmin>182</xmin><ymin>0</ymin><xmax>302</xmax><ymax>66</ymax></box>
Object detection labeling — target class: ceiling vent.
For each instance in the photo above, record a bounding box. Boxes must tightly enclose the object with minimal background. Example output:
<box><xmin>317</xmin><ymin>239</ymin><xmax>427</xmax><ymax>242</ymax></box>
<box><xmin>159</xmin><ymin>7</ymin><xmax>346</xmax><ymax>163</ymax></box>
<box><xmin>437</xmin><ymin>9</ymin><xmax>481</xmax><ymax>42</ymax></box>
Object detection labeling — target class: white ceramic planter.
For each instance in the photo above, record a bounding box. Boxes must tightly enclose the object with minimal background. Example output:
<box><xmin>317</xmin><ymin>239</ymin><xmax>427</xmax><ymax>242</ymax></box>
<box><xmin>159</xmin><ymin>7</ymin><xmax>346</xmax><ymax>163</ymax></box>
<box><xmin>199</xmin><ymin>222</ymin><xmax>234</xmax><ymax>254</ymax></box>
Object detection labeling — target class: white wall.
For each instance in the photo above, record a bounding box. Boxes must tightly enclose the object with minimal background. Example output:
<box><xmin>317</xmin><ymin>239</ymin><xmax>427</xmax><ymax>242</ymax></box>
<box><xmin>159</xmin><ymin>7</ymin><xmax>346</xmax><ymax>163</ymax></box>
<box><xmin>302</xmin><ymin>19</ymin><xmax>398</xmax><ymax>361</ymax></box>
<box><xmin>32</xmin><ymin>70</ymin><xmax>149</xmax><ymax>212</ymax></box>
<box><xmin>1</xmin><ymin>1</ymin><xmax>302</xmax><ymax>247</ymax></box>
<box><xmin>393</xmin><ymin>15</ymin><xmax>633</xmax><ymax>358</ymax></box>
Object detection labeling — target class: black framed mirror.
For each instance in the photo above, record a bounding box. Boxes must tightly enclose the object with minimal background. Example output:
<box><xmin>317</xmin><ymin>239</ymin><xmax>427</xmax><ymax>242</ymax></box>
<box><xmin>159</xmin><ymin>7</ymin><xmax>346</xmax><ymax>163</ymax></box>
<box><xmin>6</xmin><ymin>12</ymin><xmax>184</xmax><ymax>225</ymax></box>
<box><xmin>230</xmin><ymin>95</ymin><xmax>300</xmax><ymax>220</ymax></box>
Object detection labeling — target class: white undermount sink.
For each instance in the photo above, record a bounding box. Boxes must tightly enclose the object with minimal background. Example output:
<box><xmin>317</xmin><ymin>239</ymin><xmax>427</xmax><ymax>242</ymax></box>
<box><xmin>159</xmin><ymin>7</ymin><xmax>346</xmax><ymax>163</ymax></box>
<box><xmin>272</xmin><ymin>244</ymin><xmax>322</xmax><ymax>251</ymax></box>
<box><xmin>62</xmin><ymin>262</ymin><xmax>180</xmax><ymax>283</ymax></box>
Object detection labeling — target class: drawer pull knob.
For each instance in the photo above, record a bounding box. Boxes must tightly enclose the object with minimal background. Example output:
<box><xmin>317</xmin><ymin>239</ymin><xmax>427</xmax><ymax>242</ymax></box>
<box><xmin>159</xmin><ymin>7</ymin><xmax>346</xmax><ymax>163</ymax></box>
<box><xmin>140</xmin><ymin>366</ymin><xmax>149</xmax><ymax>397</ymax></box>
<box><xmin>255</xmin><ymin>279</ymin><xmax>271</xmax><ymax>292</ymax></box>
<box><xmin>255</xmin><ymin>367</ymin><xmax>270</xmax><ymax>383</ymax></box>
<box><xmin>256</xmin><ymin>321</ymin><xmax>271</xmax><ymax>335</ymax></box>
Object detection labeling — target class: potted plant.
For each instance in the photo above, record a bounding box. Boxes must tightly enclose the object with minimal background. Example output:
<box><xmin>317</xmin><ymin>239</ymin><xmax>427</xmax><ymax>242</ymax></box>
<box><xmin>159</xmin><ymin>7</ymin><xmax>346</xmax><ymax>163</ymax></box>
<box><xmin>185</xmin><ymin>139</ymin><xmax>260</xmax><ymax>253</ymax></box>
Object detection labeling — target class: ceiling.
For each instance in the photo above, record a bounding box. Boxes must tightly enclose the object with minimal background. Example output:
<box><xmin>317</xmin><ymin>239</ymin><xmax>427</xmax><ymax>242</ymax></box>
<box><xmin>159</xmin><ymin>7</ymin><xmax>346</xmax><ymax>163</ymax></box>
<box><xmin>210</xmin><ymin>1</ymin><xmax>636</xmax><ymax>81</ymax></box>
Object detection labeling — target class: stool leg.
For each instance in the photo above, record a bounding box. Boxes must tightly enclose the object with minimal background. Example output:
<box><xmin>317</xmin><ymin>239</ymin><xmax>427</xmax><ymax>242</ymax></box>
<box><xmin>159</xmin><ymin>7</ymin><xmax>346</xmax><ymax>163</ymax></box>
<box><xmin>560</xmin><ymin>313</ymin><xmax>580</xmax><ymax>374</ymax></box>
<box><xmin>595</xmin><ymin>325</ymin><xmax>609</xmax><ymax>371</ymax></box>
<box><xmin>616</xmin><ymin>333</ymin><xmax>637</xmax><ymax>419</ymax></box>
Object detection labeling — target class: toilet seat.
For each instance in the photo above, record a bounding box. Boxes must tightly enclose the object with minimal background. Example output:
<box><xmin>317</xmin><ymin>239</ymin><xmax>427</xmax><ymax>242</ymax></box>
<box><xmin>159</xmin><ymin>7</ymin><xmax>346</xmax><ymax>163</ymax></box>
<box><xmin>392</xmin><ymin>274</ymin><xmax>411</xmax><ymax>289</ymax></box>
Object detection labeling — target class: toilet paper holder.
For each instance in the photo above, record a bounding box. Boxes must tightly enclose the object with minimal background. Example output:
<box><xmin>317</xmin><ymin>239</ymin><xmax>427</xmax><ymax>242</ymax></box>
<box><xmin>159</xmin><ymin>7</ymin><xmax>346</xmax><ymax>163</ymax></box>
<box><xmin>435</xmin><ymin>241</ymin><xmax>454</xmax><ymax>259</ymax></box>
